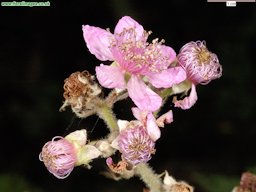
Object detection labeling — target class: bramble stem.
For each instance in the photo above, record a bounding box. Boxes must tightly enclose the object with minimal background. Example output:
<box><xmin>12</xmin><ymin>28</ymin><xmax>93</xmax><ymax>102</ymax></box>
<box><xmin>96</xmin><ymin>102</ymin><xmax>118</xmax><ymax>134</ymax></box>
<box><xmin>97</xmin><ymin>104</ymin><xmax>118</xmax><ymax>132</ymax></box>
<box><xmin>135</xmin><ymin>163</ymin><xmax>162</xmax><ymax>192</ymax></box>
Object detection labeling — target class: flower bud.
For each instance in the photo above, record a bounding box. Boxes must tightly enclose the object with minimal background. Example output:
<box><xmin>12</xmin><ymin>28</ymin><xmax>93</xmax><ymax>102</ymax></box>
<box><xmin>39</xmin><ymin>129</ymin><xmax>102</xmax><ymax>178</ymax></box>
<box><xmin>39</xmin><ymin>136</ymin><xmax>77</xmax><ymax>179</ymax></box>
<box><xmin>118</xmin><ymin>126</ymin><xmax>155</xmax><ymax>165</ymax></box>
<box><xmin>177</xmin><ymin>40</ymin><xmax>222</xmax><ymax>85</ymax></box>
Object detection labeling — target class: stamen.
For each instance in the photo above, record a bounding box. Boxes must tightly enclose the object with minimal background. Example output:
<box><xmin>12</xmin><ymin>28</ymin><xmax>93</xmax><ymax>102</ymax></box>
<box><xmin>110</xmin><ymin>27</ymin><xmax>172</xmax><ymax>75</ymax></box>
<box><xmin>118</xmin><ymin>126</ymin><xmax>155</xmax><ymax>165</ymax></box>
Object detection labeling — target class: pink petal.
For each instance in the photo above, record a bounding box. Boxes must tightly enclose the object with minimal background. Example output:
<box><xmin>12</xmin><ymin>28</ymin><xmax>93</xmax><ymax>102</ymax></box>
<box><xmin>146</xmin><ymin>112</ymin><xmax>161</xmax><ymax>141</ymax></box>
<box><xmin>82</xmin><ymin>25</ymin><xmax>114</xmax><ymax>61</ymax></box>
<box><xmin>131</xmin><ymin>107</ymin><xmax>142</xmax><ymax>121</ymax></box>
<box><xmin>96</xmin><ymin>64</ymin><xmax>125</xmax><ymax>89</ymax></box>
<box><xmin>174</xmin><ymin>83</ymin><xmax>198</xmax><ymax>110</ymax></box>
<box><xmin>127</xmin><ymin>75</ymin><xmax>162</xmax><ymax>112</ymax></box>
<box><xmin>131</xmin><ymin>107</ymin><xmax>149</xmax><ymax>125</ymax></box>
<box><xmin>106</xmin><ymin>157</ymin><xmax>114</xmax><ymax>167</ymax></box>
<box><xmin>156</xmin><ymin>110</ymin><xmax>173</xmax><ymax>128</ymax></box>
<box><xmin>161</xmin><ymin>45</ymin><xmax>176</xmax><ymax>64</ymax></box>
<box><xmin>114</xmin><ymin>16</ymin><xmax>144</xmax><ymax>40</ymax></box>
<box><xmin>148</xmin><ymin>67</ymin><xmax>187</xmax><ymax>88</ymax></box>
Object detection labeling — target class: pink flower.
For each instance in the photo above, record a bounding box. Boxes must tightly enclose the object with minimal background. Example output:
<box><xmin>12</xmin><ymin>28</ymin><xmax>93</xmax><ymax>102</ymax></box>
<box><xmin>174</xmin><ymin>41</ymin><xmax>222</xmax><ymax>110</ymax></box>
<box><xmin>39</xmin><ymin>136</ymin><xmax>77</xmax><ymax>179</ymax></box>
<box><xmin>118</xmin><ymin>125</ymin><xmax>156</xmax><ymax>165</ymax></box>
<box><xmin>83</xmin><ymin>16</ymin><xmax>186</xmax><ymax>112</ymax></box>
<box><xmin>177</xmin><ymin>40</ymin><xmax>222</xmax><ymax>85</ymax></box>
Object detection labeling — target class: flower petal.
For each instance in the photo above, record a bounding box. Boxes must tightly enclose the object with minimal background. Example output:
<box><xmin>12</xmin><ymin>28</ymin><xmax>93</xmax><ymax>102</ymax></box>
<box><xmin>82</xmin><ymin>25</ymin><xmax>114</xmax><ymax>61</ymax></box>
<box><xmin>161</xmin><ymin>45</ymin><xmax>177</xmax><ymax>65</ymax></box>
<box><xmin>127</xmin><ymin>75</ymin><xmax>162</xmax><ymax>112</ymax></box>
<box><xmin>114</xmin><ymin>16</ymin><xmax>144</xmax><ymax>40</ymax></box>
<box><xmin>131</xmin><ymin>107</ymin><xmax>147</xmax><ymax>122</ymax></box>
<box><xmin>131</xmin><ymin>107</ymin><xmax>141</xmax><ymax>121</ymax></box>
<box><xmin>77</xmin><ymin>145</ymin><xmax>102</xmax><ymax>166</ymax></box>
<box><xmin>146</xmin><ymin>112</ymin><xmax>161</xmax><ymax>141</ymax></box>
<box><xmin>117</xmin><ymin>120</ymin><xmax>130</xmax><ymax>132</ymax></box>
<box><xmin>173</xmin><ymin>83</ymin><xmax>198</xmax><ymax>110</ymax></box>
<box><xmin>156</xmin><ymin>110</ymin><xmax>173</xmax><ymax>128</ymax></box>
<box><xmin>148</xmin><ymin>67</ymin><xmax>187</xmax><ymax>88</ymax></box>
<box><xmin>163</xmin><ymin>171</ymin><xmax>177</xmax><ymax>186</ymax></box>
<box><xmin>96</xmin><ymin>64</ymin><xmax>126</xmax><ymax>89</ymax></box>
<box><xmin>65</xmin><ymin>129</ymin><xmax>87</xmax><ymax>146</ymax></box>
<box><xmin>110</xmin><ymin>137</ymin><xmax>120</xmax><ymax>150</ymax></box>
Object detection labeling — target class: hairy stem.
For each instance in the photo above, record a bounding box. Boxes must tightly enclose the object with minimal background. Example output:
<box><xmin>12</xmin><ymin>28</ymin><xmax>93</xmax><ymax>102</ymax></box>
<box><xmin>135</xmin><ymin>163</ymin><xmax>162</xmax><ymax>192</ymax></box>
<box><xmin>96</xmin><ymin>101</ymin><xmax>119</xmax><ymax>134</ymax></box>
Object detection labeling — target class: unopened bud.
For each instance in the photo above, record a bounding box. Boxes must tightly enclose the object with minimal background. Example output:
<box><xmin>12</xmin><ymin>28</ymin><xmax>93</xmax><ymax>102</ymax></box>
<box><xmin>39</xmin><ymin>136</ymin><xmax>77</xmax><ymax>179</ymax></box>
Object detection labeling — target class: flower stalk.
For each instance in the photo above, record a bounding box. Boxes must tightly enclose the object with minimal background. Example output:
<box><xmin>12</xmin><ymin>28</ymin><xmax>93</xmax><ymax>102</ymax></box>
<box><xmin>135</xmin><ymin>163</ymin><xmax>162</xmax><ymax>192</ymax></box>
<box><xmin>95</xmin><ymin>101</ymin><xmax>118</xmax><ymax>134</ymax></box>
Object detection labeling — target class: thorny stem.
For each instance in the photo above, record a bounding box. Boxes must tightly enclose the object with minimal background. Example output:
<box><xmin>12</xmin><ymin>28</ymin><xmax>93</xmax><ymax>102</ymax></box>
<box><xmin>135</xmin><ymin>163</ymin><xmax>162</xmax><ymax>192</ymax></box>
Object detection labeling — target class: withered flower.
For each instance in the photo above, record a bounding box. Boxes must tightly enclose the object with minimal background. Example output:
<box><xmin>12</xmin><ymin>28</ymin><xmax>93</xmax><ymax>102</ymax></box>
<box><xmin>60</xmin><ymin>71</ymin><xmax>102</xmax><ymax>117</ymax></box>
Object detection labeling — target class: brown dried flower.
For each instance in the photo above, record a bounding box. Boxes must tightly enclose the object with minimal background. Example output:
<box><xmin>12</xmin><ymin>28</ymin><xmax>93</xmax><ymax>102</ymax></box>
<box><xmin>60</xmin><ymin>71</ymin><xmax>102</xmax><ymax>116</ymax></box>
<box><xmin>232</xmin><ymin>172</ymin><xmax>256</xmax><ymax>192</ymax></box>
<box><xmin>169</xmin><ymin>182</ymin><xmax>193</xmax><ymax>192</ymax></box>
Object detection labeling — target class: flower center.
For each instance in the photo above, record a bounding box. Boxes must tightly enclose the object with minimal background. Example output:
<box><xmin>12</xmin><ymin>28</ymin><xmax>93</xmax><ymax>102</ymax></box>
<box><xmin>197</xmin><ymin>48</ymin><xmax>211</xmax><ymax>65</ymax></box>
<box><xmin>128</xmin><ymin>138</ymin><xmax>156</xmax><ymax>161</ymax></box>
<box><xmin>111</xmin><ymin>28</ymin><xmax>170</xmax><ymax>74</ymax></box>
<box><xmin>40</xmin><ymin>148</ymin><xmax>58</xmax><ymax>169</ymax></box>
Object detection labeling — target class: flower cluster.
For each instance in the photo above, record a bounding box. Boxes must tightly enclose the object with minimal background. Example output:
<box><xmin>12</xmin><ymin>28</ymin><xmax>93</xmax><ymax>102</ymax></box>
<box><xmin>39</xmin><ymin>15</ymin><xmax>222</xmax><ymax>192</ymax></box>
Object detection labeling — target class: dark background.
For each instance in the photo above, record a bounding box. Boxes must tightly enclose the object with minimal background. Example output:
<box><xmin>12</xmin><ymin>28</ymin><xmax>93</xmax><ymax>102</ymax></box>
<box><xmin>0</xmin><ymin>0</ymin><xmax>255</xmax><ymax>191</ymax></box>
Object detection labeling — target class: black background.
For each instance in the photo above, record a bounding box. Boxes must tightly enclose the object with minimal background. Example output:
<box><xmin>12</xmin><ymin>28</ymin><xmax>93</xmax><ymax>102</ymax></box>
<box><xmin>0</xmin><ymin>0</ymin><xmax>256</xmax><ymax>191</ymax></box>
